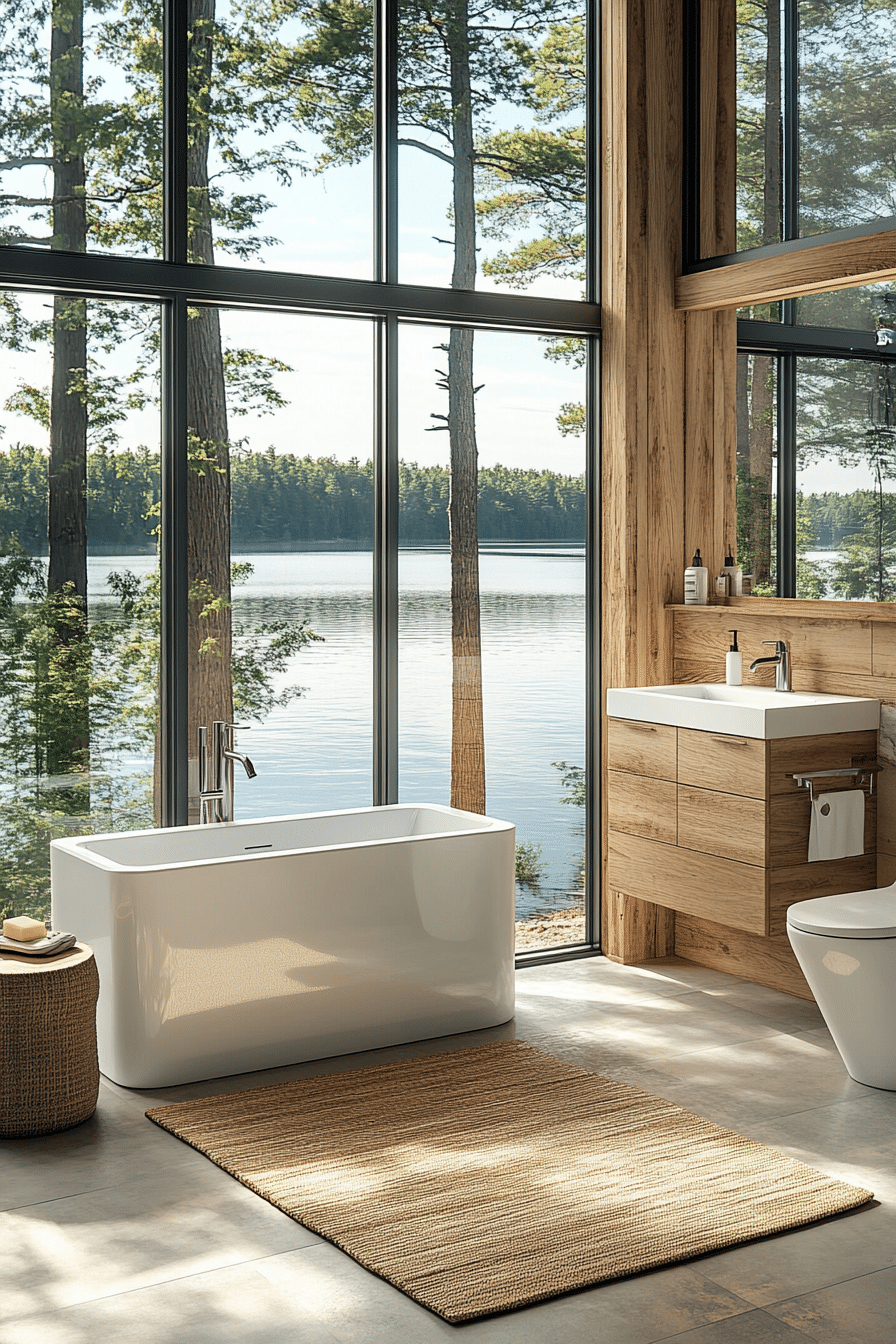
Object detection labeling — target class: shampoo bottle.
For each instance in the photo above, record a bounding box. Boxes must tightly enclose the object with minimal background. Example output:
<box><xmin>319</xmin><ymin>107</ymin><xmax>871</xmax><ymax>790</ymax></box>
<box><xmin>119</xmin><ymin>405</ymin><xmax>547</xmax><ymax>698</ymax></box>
<box><xmin>726</xmin><ymin>629</ymin><xmax>742</xmax><ymax>686</ymax></box>
<box><xmin>684</xmin><ymin>549</ymin><xmax>709</xmax><ymax>605</ymax></box>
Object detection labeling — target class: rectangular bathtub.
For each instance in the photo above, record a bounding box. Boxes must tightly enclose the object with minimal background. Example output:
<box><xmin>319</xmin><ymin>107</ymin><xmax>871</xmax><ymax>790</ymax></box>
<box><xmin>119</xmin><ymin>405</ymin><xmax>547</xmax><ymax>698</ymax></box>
<box><xmin>51</xmin><ymin>804</ymin><xmax>516</xmax><ymax>1088</ymax></box>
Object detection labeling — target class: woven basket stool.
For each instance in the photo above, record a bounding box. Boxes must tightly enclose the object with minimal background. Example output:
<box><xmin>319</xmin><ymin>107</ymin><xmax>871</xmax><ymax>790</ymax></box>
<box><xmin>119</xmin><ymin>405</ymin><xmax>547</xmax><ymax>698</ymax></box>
<box><xmin>0</xmin><ymin>942</ymin><xmax>100</xmax><ymax>1138</ymax></box>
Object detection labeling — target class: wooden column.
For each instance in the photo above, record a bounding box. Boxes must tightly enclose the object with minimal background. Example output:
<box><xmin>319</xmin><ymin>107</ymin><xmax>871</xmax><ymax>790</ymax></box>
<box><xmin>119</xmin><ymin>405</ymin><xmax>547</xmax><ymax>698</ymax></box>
<box><xmin>601</xmin><ymin>0</ymin><xmax>737</xmax><ymax>962</ymax></box>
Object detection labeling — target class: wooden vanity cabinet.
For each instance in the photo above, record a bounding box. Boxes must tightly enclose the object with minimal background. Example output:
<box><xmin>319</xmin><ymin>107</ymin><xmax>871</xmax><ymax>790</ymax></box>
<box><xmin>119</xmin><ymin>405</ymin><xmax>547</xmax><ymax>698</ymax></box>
<box><xmin>607</xmin><ymin>717</ymin><xmax>877</xmax><ymax>937</ymax></box>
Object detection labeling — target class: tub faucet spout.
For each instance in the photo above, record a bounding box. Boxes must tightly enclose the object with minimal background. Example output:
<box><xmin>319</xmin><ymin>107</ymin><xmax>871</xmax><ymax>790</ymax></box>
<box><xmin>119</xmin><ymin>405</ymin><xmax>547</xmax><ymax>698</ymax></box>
<box><xmin>749</xmin><ymin>639</ymin><xmax>791</xmax><ymax>692</ymax></box>
<box><xmin>198</xmin><ymin>721</ymin><xmax>257</xmax><ymax>822</ymax></box>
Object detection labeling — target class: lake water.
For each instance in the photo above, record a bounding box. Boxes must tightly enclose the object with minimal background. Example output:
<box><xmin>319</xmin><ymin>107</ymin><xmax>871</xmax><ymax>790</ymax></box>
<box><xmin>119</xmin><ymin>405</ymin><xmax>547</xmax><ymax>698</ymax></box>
<box><xmin>88</xmin><ymin>548</ymin><xmax>587</xmax><ymax>919</ymax></box>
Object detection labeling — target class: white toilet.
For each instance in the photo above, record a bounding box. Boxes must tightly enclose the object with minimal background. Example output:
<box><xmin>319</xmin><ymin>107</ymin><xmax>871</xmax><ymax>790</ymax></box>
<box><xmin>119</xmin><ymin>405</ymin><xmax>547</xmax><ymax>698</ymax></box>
<box><xmin>787</xmin><ymin>886</ymin><xmax>896</xmax><ymax>1090</ymax></box>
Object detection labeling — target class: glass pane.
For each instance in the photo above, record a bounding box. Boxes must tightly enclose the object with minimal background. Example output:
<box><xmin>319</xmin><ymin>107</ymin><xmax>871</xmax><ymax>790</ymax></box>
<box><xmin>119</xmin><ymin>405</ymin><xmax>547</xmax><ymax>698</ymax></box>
<box><xmin>795</xmin><ymin>355</ymin><xmax>896</xmax><ymax>600</ymax></box>
<box><xmin>796</xmin><ymin>282</ymin><xmax>896</xmax><ymax>331</ymax></box>
<box><xmin>736</xmin><ymin>350</ymin><xmax>778</xmax><ymax>593</ymax></box>
<box><xmin>798</xmin><ymin>1</ymin><xmax>896</xmax><ymax>239</ymax></box>
<box><xmin>187</xmin><ymin>308</ymin><xmax>374</xmax><ymax>823</ymax></box>
<box><xmin>736</xmin><ymin>1</ymin><xmax>782</xmax><ymax>250</ymax></box>
<box><xmin>0</xmin><ymin>290</ymin><xmax>161</xmax><ymax>924</ymax></box>
<box><xmin>0</xmin><ymin>2</ymin><xmax>163</xmax><ymax>257</ymax></box>
<box><xmin>398</xmin><ymin>324</ymin><xmax>587</xmax><ymax>952</ymax></box>
<box><xmin>397</xmin><ymin>0</ymin><xmax>588</xmax><ymax>299</ymax></box>
<box><xmin>191</xmin><ymin>0</ymin><xmax>374</xmax><ymax>277</ymax></box>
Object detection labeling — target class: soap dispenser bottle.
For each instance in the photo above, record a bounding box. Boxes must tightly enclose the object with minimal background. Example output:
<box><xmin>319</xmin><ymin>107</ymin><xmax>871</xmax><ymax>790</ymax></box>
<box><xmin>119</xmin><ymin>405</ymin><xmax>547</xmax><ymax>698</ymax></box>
<box><xmin>726</xmin><ymin>630</ymin><xmax>742</xmax><ymax>686</ymax></box>
<box><xmin>684</xmin><ymin>549</ymin><xmax>709</xmax><ymax>605</ymax></box>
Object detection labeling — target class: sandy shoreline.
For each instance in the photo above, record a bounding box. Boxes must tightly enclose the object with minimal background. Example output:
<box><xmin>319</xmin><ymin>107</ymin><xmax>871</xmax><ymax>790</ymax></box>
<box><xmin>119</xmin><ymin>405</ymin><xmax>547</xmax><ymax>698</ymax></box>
<box><xmin>515</xmin><ymin>906</ymin><xmax>586</xmax><ymax>952</ymax></box>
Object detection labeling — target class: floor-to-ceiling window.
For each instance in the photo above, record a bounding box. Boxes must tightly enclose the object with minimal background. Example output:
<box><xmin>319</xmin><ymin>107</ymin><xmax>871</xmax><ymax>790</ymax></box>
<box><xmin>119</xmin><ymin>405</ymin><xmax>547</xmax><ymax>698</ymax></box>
<box><xmin>0</xmin><ymin>1</ymin><xmax>598</xmax><ymax>954</ymax></box>
<box><xmin>727</xmin><ymin>1</ymin><xmax>896</xmax><ymax>598</ymax></box>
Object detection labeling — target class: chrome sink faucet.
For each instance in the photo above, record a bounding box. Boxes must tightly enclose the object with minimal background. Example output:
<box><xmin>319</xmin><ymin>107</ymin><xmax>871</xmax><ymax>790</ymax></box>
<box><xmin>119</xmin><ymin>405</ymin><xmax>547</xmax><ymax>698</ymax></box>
<box><xmin>198</xmin><ymin>721</ymin><xmax>257</xmax><ymax>823</ymax></box>
<box><xmin>749</xmin><ymin>639</ymin><xmax>791</xmax><ymax>692</ymax></box>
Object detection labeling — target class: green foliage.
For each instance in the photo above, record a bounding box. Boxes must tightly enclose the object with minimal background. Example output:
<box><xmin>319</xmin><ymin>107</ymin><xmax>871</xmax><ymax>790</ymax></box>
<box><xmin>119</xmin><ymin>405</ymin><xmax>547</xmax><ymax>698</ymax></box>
<box><xmin>552</xmin><ymin>759</ymin><xmax>584</xmax><ymax>807</ymax></box>
<box><xmin>0</xmin><ymin>447</ymin><xmax>586</xmax><ymax>549</ymax></box>
<box><xmin>0</xmin><ymin>544</ymin><xmax>157</xmax><ymax>922</ymax></box>
<box><xmin>736</xmin><ymin>1</ymin><xmax>896</xmax><ymax>251</ymax></box>
<box><xmin>514</xmin><ymin>841</ymin><xmax>546</xmax><ymax>888</ymax></box>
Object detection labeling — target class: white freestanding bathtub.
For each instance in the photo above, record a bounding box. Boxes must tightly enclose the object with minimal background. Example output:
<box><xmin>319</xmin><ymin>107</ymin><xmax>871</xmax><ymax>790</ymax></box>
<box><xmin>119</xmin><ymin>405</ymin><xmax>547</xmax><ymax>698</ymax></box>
<box><xmin>51</xmin><ymin>804</ymin><xmax>515</xmax><ymax>1088</ymax></box>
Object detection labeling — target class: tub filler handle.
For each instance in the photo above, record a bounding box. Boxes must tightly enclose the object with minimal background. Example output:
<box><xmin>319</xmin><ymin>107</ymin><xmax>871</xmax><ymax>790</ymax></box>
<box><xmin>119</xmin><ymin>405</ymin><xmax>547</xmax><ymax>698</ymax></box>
<box><xmin>199</xmin><ymin>722</ymin><xmax>257</xmax><ymax>823</ymax></box>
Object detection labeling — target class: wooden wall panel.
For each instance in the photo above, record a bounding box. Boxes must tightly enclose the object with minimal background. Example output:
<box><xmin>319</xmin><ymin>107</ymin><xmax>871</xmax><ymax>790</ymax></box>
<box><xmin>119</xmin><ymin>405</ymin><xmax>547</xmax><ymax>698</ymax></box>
<box><xmin>872</xmin><ymin>621</ymin><xmax>896</xmax><ymax>677</ymax></box>
<box><xmin>600</xmin><ymin>0</ymin><xmax>739</xmax><ymax>963</ymax></box>
<box><xmin>671</xmin><ymin>606</ymin><xmax>873</xmax><ymax>676</ymax></box>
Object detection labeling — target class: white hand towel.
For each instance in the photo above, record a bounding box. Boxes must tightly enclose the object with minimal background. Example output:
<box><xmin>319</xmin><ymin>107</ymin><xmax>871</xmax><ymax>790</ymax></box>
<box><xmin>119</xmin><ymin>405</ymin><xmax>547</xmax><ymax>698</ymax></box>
<box><xmin>808</xmin><ymin>789</ymin><xmax>865</xmax><ymax>862</ymax></box>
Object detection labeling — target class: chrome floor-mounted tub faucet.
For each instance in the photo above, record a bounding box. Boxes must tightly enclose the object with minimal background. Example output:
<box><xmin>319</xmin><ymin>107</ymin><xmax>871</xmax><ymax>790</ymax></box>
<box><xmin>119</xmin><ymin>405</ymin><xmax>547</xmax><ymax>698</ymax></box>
<box><xmin>198</xmin><ymin>721</ymin><xmax>257</xmax><ymax>823</ymax></box>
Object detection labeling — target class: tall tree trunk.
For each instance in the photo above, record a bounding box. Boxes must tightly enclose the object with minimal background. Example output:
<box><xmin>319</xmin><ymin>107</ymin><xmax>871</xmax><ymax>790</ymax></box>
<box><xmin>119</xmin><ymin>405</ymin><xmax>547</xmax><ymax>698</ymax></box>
<box><xmin>749</xmin><ymin>354</ymin><xmax>775</xmax><ymax>588</ymax></box>
<box><xmin>186</xmin><ymin>0</ymin><xmax>233</xmax><ymax>821</ymax></box>
<box><xmin>762</xmin><ymin>0</ymin><xmax>782</xmax><ymax>248</ymax></box>
<box><xmin>743</xmin><ymin>0</ymin><xmax>782</xmax><ymax>592</ymax></box>
<box><xmin>447</xmin><ymin>0</ymin><xmax>485</xmax><ymax>814</ymax></box>
<box><xmin>47</xmin><ymin>0</ymin><xmax>89</xmax><ymax>781</ymax></box>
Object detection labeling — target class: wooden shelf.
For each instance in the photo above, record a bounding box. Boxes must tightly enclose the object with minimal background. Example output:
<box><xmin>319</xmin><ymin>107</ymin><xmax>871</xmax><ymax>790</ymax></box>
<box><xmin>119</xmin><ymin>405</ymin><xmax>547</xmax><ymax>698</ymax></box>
<box><xmin>666</xmin><ymin>598</ymin><xmax>896</xmax><ymax>623</ymax></box>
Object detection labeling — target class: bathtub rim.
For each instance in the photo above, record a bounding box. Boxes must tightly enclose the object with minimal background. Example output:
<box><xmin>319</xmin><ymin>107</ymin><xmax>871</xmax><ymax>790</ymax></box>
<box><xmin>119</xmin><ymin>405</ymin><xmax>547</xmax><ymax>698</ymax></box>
<box><xmin>50</xmin><ymin>802</ymin><xmax>515</xmax><ymax>874</ymax></box>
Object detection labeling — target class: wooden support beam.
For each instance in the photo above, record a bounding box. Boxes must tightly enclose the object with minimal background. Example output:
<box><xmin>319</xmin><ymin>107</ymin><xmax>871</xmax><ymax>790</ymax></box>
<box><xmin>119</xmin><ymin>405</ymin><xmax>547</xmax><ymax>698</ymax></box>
<box><xmin>676</xmin><ymin>230</ymin><xmax>896</xmax><ymax>312</ymax></box>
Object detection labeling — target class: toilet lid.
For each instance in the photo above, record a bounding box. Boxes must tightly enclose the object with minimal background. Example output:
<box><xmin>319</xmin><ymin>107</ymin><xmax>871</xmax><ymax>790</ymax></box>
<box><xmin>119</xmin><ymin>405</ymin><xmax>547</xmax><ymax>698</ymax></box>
<box><xmin>787</xmin><ymin>887</ymin><xmax>896</xmax><ymax>938</ymax></box>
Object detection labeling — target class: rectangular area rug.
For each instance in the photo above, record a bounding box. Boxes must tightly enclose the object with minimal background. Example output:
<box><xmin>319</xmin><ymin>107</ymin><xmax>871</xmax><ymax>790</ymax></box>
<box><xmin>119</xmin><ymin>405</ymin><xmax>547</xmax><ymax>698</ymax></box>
<box><xmin>146</xmin><ymin>1040</ymin><xmax>871</xmax><ymax>1323</ymax></box>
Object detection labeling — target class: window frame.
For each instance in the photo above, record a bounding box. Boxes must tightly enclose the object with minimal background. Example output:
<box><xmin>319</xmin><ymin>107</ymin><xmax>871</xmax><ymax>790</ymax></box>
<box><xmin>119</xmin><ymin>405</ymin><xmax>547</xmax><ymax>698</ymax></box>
<box><xmin>0</xmin><ymin>0</ymin><xmax>602</xmax><ymax>956</ymax></box>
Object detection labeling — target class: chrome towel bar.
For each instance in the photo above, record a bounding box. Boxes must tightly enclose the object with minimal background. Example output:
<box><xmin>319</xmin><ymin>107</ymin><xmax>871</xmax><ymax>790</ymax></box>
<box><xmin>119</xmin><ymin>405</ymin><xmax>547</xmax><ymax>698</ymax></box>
<box><xmin>792</xmin><ymin>766</ymin><xmax>880</xmax><ymax>804</ymax></box>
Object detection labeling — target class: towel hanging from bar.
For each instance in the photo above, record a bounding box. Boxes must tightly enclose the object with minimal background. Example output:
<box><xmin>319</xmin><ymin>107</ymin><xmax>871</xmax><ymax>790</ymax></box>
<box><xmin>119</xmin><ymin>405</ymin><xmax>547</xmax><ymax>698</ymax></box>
<box><xmin>808</xmin><ymin>790</ymin><xmax>865</xmax><ymax>863</ymax></box>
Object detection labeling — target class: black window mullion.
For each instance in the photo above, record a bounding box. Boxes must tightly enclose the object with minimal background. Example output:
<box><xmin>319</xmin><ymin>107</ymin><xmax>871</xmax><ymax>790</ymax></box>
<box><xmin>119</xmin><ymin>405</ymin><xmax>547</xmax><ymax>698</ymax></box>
<box><xmin>777</xmin><ymin>352</ymin><xmax>797</xmax><ymax>596</ymax></box>
<box><xmin>373</xmin><ymin>314</ymin><xmax>399</xmax><ymax>806</ymax></box>
<box><xmin>160</xmin><ymin>294</ymin><xmax>189</xmax><ymax>825</ymax></box>
<box><xmin>586</xmin><ymin>0</ymin><xmax>601</xmax><ymax>301</ymax></box>
<box><xmin>375</xmin><ymin>0</ymin><xmax>399</xmax><ymax>286</ymax></box>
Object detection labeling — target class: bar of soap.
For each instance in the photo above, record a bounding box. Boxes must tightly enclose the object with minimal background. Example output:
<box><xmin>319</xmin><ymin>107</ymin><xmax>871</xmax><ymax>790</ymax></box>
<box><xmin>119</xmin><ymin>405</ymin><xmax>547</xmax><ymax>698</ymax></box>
<box><xmin>2</xmin><ymin>916</ymin><xmax>47</xmax><ymax>942</ymax></box>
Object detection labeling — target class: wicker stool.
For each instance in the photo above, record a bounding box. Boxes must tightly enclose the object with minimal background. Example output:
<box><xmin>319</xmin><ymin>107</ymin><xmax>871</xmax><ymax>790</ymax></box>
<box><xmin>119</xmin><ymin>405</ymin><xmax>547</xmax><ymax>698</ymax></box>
<box><xmin>0</xmin><ymin>942</ymin><xmax>99</xmax><ymax>1138</ymax></box>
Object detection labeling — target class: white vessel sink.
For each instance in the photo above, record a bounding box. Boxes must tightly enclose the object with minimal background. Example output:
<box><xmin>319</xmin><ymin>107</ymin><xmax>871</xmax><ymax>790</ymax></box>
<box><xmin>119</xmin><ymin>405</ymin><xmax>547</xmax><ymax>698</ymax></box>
<box><xmin>606</xmin><ymin>684</ymin><xmax>880</xmax><ymax>740</ymax></box>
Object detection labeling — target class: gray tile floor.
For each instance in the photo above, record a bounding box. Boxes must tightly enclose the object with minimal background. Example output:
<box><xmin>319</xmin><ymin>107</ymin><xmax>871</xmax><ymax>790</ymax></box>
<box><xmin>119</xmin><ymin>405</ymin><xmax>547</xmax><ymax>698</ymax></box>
<box><xmin>3</xmin><ymin>956</ymin><xmax>894</xmax><ymax>1342</ymax></box>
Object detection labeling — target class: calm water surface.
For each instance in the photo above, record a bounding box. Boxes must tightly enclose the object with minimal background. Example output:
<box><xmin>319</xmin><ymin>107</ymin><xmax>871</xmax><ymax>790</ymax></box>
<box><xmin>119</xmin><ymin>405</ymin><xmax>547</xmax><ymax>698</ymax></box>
<box><xmin>88</xmin><ymin>549</ymin><xmax>586</xmax><ymax>917</ymax></box>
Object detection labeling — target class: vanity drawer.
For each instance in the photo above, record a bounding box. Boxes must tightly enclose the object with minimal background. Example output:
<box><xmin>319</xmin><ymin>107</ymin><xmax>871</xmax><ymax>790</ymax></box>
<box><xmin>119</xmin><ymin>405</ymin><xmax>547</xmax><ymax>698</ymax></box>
<box><xmin>608</xmin><ymin>771</ymin><xmax>677</xmax><ymax>843</ymax></box>
<box><xmin>607</xmin><ymin>717</ymin><xmax>677</xmax><ymax>781</ymax></box>
<box><xmin>677</xmin><ymin>728</ymin><xmax>767</xmax><ymax>798</ymax></box>
<box><xmin>677</xmin><ymin>786</ymin><xmax>766</xmax><ymax>865</ymax></box>
<box><xmin>608</xmin><ymin>831</ymin><xmax>767</xmax><ymax>936</ymax></box>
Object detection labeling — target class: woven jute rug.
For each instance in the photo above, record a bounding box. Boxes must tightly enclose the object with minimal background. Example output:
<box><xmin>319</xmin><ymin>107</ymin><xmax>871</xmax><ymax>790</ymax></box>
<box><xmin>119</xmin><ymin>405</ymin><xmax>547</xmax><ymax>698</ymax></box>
<box><xmin>146</xmin><ymin>1040</ymin><xmax>871</xmax><ymax>1323</ymax></box>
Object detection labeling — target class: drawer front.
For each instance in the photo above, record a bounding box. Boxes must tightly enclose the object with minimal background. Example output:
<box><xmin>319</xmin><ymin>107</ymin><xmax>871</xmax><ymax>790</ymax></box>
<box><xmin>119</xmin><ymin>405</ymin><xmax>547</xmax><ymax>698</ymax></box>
<box><xmin>677</xmin><ymin>728</ymin><xmax>767</xmax><ymax>798</ymax></box>
<box><xmin>608</xmin><ymin>830</ymin><xmax>767</xmax><ymax>936</ymax></box>
<box><xmin>608</xmin><ymin>771</ymin><xmax>677</xmax><ymax>844</ymax></box>
<box><xmin>677</xmin><ymin>786</ymin><xmax>767</xmax><ymax>866</ymax></box>
<box><xmin>607</xmin><ymin>717</ymin><xmax>677</xmax><ymax>781</ymax></box>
